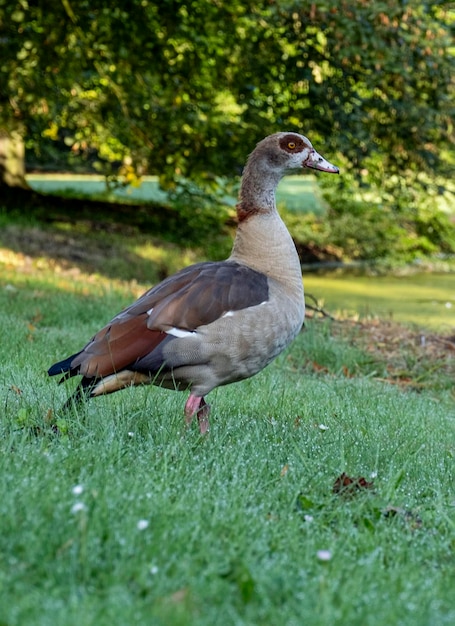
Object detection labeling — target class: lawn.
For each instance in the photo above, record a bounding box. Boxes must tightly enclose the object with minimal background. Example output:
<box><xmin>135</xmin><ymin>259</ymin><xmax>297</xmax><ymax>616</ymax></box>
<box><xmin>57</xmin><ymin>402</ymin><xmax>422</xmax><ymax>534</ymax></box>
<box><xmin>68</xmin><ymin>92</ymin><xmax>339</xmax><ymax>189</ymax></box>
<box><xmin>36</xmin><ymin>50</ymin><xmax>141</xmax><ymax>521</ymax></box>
<box><xmin>1</xmin><ymin>220</ymin><xmax>455</xmax><ymax>625</ymax></box>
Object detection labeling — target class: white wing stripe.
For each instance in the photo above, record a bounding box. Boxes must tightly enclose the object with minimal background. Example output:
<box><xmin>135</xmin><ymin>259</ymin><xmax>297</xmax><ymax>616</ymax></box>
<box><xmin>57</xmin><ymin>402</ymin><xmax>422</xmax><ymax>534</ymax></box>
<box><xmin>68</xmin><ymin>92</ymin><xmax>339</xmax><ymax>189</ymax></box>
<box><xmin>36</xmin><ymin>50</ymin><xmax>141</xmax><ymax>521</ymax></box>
<box><xmin>166</xmin><ymin>327</ymin><xmax>196</xmax><ymax>338</ymax></box>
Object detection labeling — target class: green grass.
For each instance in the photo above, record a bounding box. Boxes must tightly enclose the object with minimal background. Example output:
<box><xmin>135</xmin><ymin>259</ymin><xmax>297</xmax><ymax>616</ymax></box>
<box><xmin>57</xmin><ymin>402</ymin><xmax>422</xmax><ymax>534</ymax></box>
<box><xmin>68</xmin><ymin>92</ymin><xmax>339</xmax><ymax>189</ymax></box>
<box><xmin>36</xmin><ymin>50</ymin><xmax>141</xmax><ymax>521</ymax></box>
<box><xmin>304</xmin><ymin>272</ymin><xmax>455</xmax><ymax>330</ymax></box>
<box><xmin>1</xmin><ymin>256</ymin><xmax>455</xmax><ymax>625</ymax></box>
<box><xmin>27</xmin><ymin>173</ymin><xmax>170</xmax><ymax>205</ymax></box>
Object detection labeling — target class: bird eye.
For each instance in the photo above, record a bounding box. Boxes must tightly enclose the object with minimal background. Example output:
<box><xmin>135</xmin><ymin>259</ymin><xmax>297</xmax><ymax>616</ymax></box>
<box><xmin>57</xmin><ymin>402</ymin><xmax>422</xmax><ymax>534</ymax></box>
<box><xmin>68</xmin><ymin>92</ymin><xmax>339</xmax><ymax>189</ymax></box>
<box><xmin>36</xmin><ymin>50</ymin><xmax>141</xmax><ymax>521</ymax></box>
<box><xmin>288</xmin><ymin>142</ymin><xmax>296</xmax><ymax>149</ymax></box>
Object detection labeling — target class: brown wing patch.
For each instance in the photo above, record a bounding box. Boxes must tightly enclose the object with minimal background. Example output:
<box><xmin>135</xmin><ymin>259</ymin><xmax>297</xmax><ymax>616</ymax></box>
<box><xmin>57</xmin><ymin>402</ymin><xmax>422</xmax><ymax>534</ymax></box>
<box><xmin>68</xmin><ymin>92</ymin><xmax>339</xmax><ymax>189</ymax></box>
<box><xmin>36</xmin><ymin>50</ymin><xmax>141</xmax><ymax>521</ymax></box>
<box><xmin>71</xmin><ymin>314</ymin><xmax>167</xmax><ymax>378</ymax></box>
<box><xmin>65</xmin><ymin>261</ymin><xmax>268</xmax><ymax>380</ymax></box>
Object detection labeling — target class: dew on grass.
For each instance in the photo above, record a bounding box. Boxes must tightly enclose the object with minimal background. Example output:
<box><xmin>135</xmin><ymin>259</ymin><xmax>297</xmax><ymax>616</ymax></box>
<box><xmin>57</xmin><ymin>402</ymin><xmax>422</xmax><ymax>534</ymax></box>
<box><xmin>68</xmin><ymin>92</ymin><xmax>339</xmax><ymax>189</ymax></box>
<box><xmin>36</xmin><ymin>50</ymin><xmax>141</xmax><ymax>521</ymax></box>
<box><xmin>317</xmin><ymin>550</ymin><xmax>332</xmax><ymax>562</ymax></box>
<box><xmin>137</xmin><ymin>519</ymin><xmax>149</xmax><ymax>530</ymax></box>
<box><xmin>71</xmin><ymin>502</ymin><xmax>86</xmax><ymax>514</ymax></box>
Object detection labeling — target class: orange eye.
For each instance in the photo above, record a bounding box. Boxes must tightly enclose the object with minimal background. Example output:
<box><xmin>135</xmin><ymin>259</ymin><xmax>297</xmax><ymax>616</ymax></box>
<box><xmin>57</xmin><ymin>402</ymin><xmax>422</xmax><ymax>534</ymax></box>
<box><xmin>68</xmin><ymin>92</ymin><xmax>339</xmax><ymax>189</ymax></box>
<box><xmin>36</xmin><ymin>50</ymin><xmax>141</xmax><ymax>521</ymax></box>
<box><xmin>288</xmin><ymin>142</ymin><xmax>296</xmax><ymax>149</ymax></box>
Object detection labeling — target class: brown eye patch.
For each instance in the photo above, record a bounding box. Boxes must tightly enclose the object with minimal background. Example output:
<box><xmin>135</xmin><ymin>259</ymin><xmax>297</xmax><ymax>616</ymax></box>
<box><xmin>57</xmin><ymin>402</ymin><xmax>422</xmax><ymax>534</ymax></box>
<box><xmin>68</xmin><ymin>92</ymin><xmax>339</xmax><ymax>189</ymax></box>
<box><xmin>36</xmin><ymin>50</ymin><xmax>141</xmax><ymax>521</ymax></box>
<box><xmin>279</xmin><ymin>134</ymin><xmax>309</xmax><ymax>153</ymax></box>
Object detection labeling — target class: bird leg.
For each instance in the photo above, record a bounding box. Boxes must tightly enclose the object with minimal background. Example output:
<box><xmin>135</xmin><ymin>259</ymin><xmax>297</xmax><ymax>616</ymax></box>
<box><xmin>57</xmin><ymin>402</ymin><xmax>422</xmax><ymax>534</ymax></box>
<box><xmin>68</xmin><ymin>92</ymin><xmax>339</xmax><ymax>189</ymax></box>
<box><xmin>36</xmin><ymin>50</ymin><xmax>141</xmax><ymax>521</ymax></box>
<box><xmin>184</xmin><ymin>394</ymin><xmax>210</xmax><ymax>434</ymax></box>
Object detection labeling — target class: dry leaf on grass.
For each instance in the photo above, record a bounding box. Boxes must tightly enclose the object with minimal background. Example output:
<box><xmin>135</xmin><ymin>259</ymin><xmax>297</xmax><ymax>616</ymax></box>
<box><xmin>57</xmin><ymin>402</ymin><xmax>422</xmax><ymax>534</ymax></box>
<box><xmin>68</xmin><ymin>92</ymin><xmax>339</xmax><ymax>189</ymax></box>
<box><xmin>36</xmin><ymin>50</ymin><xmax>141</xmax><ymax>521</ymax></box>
<box><xmin>333</xmin><ymin>472</ymin><xmax>374</xmax><ymax>496</ymax></box>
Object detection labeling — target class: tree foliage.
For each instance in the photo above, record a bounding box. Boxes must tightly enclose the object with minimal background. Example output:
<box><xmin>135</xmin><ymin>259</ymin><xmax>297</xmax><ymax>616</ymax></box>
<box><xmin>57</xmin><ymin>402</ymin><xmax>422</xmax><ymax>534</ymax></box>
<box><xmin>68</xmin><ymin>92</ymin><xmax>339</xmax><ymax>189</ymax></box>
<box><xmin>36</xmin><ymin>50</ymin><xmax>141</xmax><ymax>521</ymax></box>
<box><xmin>0</xmin><ymin>0</ymin><xmax>454</xmax><ymax>261</ymax></box>
<box><xmin>1</xmin><ymin>0</ymin><xmax>453</xmax><ymax>176</ymax></box>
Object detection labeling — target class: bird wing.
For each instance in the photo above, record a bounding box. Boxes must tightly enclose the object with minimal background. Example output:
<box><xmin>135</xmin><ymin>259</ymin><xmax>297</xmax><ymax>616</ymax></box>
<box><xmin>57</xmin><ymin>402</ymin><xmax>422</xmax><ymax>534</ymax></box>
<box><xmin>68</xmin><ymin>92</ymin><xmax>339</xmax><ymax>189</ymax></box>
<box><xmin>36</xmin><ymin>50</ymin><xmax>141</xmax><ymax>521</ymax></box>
<box><xmin>52</xmin><ymin>261</ymin><xmax>269</xmax><ymax>379</ymax></box>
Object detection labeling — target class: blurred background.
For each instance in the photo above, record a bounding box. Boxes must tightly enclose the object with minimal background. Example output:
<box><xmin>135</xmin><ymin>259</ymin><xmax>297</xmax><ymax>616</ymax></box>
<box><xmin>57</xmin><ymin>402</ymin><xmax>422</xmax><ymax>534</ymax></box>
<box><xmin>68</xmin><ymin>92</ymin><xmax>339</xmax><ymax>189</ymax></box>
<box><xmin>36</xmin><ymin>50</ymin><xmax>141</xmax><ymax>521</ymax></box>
<box><xmin>1</xmin><ymin>0</ymin><xmax>454</xmax><ymax>326</ymax></box>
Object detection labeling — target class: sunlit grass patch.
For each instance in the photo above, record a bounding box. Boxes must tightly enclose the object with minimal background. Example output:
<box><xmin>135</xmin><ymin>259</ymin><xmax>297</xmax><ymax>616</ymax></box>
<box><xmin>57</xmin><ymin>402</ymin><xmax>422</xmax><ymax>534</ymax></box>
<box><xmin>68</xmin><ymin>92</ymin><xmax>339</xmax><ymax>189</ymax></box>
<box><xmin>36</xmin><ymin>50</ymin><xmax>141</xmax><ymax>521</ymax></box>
<box><xmin>0</xmin><ymin>219</ymin><xmax>201</xmax><ymax>285</ymax></box>
<box><xmin>304</xmin><ymin>272</ymin><xmax>455</xmax><ymax>330</ymax></box>
<box><xmin>27</xmin><ymin>173</ymin><xmax>169</xmax><ymax>205</ymax></box>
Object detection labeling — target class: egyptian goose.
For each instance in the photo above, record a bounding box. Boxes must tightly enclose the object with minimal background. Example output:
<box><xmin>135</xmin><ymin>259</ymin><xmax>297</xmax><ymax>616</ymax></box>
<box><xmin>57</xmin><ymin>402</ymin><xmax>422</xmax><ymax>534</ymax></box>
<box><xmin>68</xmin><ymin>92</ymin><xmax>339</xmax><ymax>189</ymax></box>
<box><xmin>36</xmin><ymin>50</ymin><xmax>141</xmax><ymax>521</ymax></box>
<box><xmin>48</xmin><ymin>132</ymin><xmax>339</xmax><ymax>433</ymax></box>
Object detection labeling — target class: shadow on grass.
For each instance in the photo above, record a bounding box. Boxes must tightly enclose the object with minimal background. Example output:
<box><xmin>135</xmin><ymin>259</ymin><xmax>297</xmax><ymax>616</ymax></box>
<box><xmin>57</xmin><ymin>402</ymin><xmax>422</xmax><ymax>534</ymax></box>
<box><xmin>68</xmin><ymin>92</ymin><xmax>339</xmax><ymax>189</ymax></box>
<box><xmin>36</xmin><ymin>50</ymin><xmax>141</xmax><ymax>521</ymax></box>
<box><xmin>0</xmin><ymin>186</ymin><xmax>233</xmax><ymax>283</ymax></box>
<box><xmin>0</xmin><ymin>220</ymin><xmax>207</xmax><ymax>285</ymax></box>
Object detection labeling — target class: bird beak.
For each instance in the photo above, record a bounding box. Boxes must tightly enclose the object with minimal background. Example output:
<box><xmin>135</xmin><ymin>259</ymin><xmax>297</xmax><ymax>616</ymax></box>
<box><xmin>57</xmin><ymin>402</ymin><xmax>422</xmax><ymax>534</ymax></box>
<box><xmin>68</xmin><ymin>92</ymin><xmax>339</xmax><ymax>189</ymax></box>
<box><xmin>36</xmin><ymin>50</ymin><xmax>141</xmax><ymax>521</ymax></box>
<box><xmin>304</xmin><ymin>149</ymin><xmax>339</xmax><ymax>174</ymax></box>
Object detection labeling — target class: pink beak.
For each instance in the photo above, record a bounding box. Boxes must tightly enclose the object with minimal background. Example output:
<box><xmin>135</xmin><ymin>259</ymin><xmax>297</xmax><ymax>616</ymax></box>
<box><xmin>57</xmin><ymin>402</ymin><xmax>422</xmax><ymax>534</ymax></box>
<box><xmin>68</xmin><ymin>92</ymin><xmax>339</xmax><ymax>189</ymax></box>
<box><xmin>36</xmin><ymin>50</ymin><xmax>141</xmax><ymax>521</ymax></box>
<box><xmin>304</xmin><ymin>149</ymin><xmax>339</xmax><ymax>174</ymax></box>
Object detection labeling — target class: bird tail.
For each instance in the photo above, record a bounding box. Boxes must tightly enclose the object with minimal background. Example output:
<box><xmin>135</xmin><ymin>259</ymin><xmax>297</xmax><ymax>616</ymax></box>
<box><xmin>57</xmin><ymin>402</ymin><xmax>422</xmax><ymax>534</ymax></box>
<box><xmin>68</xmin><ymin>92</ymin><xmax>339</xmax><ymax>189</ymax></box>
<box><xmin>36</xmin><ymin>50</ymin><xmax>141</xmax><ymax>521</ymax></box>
<box><xmin>48</xmin><ymin>352</ymin><xmax>81</xmax><ymax>378</ymax></box>
<box><xmin>48</xmin><ymin>353</ymin><xmax>97</xmax><ymax>411</ymax></box>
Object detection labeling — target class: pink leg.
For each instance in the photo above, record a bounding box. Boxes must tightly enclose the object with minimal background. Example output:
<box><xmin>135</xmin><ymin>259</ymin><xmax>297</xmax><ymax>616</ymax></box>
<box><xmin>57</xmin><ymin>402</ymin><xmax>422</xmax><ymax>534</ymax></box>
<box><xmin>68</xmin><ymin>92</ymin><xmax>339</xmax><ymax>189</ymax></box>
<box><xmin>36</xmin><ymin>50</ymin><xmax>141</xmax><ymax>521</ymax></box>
<box><xmin>184</xmin><ymin>394</ymin><xmax>211</xmax><ymax>434</ymax></box>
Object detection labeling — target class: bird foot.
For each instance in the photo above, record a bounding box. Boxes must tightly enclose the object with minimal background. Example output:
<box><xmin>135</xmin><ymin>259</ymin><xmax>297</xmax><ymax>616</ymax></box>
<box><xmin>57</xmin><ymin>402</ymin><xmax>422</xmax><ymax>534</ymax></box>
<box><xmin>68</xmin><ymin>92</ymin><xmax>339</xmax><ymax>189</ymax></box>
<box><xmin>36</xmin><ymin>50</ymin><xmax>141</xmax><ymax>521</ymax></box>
<box><xmin>184</xmin><ymin>394</ymin><xmax>210</xmax><ymax>434</ymax></box>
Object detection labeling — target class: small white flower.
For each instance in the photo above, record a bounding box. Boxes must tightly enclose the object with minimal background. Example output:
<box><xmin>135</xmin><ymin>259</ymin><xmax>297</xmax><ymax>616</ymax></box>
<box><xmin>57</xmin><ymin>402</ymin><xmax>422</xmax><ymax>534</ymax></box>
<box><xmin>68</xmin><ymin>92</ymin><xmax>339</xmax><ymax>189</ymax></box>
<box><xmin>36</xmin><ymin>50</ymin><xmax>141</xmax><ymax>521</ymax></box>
<box><xmin>71</xmin><ymin>502</ymin><xmax>86</xmax><ymax>514</ymax></box>
<box><xmin>128</xmin><ymin>432</ymin><xmax>134</xmax><ymax>437</ymax></box>
<box><xmin>304</xmin><ymin>514</ymin><xmax>314</xmax><ymax>523</ymax></box>
<box><xmin>137</xmin><ymin>519</ymin><xmax>149</xmax><ymax>531</ymax></box>
<box><xmin>317</xmin><ymin>550</ymin><xmax>332</xmax><ymax>562</ymax></box>
<box><xmin>370</xmin><ymin>471</ymin><xmax>378</xmax><ymax>479</ymax></box>
<box><xmin>149</xmin><ymin>565</ymin><xmax>159</xmax><ymax>575</ymax></box>
<box><xmin>72</xmin><ymin>484</ymin><xmax>84</xmax><ymax>496</ymax></box>
<box><xmin>318</xmin><ymin>423</ymin><xmax>329</xmax><ymax>431</ymax></box>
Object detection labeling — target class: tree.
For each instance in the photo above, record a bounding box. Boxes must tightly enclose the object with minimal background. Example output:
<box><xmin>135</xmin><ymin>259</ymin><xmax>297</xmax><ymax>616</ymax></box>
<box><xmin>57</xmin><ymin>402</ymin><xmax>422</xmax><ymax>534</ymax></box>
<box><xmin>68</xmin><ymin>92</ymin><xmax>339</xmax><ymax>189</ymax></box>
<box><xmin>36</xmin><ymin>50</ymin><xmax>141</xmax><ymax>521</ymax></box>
<box><xmin>0</xmin><ymin>0</ymin><xmax>453</xmax><ymax>202</ymax></box>
<box><xmin>0</xmin><ymin>129</ymin><xmax>26</xmax><ymax>187</ymax></box>
<box><xmin>96</xmin><ymin>0</ymin><xmax>452</xmax><ymax>187</ymax></box>
<box><xmin>1</xmin><ymin>0</ymin><xmax>257</xmax><ymax>185</ymax></box>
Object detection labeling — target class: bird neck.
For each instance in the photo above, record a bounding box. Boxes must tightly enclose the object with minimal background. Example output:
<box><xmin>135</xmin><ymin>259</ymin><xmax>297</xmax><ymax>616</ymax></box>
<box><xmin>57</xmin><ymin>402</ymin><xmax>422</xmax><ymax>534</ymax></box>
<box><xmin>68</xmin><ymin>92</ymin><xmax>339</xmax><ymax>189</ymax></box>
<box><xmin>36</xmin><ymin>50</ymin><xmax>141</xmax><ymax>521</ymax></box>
<box><xmin>230</xmin><ymin>210</ymin><xmax>303</xmax><ymax>294</ymax></box>
<box><xmin>236</xmin><ymin>156</ymin><xmax>284</xmax><ymax>220</ymax></box>
<box><xmin>229</xmin><ymin>156</ymin><xmax>303</xmax><ymax>293</ymax></box>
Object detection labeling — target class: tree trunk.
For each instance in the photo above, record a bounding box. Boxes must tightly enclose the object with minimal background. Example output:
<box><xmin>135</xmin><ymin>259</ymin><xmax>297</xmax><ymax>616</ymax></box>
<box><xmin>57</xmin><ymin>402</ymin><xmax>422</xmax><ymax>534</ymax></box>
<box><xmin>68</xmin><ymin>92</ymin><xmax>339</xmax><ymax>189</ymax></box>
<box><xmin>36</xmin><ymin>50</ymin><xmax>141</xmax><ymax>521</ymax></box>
<box><xmin>0</xmin><ymin>129</ymin><xmax>28</xmax><ymax>189</ymax></box>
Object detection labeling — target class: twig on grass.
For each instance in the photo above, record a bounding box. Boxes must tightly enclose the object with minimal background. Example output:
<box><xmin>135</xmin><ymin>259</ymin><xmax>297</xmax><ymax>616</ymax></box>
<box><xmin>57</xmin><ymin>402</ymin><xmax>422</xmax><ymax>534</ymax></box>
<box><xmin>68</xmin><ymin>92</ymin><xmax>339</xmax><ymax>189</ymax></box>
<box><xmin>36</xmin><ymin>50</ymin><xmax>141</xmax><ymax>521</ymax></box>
<box><xmin>305</xmin><ymin>293</ymin><xmax>336</xmax><ymax>321</ymax></box>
